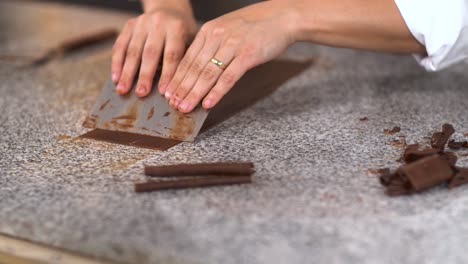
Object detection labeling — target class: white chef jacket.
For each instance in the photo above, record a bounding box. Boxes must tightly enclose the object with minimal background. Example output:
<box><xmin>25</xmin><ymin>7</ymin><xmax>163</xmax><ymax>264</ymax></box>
<box><xmin>395</xmin><ymin>0</ymin><xmax>468</xmax><ymax>71</ymax></box>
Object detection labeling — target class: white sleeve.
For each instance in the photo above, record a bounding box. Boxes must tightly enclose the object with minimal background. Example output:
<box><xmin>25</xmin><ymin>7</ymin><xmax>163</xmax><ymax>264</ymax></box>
<box><xmin>394</xmin><ymin>0</ymin><xmax>468</xmax><ymax>71</ymax></box>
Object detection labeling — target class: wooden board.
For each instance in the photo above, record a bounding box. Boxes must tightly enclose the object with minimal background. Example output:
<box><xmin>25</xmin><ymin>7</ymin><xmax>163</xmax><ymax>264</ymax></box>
<box><xmin>0</xmin><ymin>233</ymin><xmax>112</xmax><ymax>264</ymax></box>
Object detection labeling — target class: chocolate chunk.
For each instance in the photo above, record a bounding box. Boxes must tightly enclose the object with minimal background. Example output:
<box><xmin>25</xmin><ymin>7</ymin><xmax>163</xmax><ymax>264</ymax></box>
<box><xmin>448</xmin><ymin>168</ymin><xmax>468</xmax><ymax>189</ymax></box>
<box><xmin>440</xmin><ymin>152</ymin><xmax>458</xmax><ymax>167</ymax></box>
<box><xmin>379</xmin><ymin>171</ymin><xmax>413</xmax><ymax>196</ymax></box>
<box><xmin>398</xmin><ymin>155</ymin><xmax>455</xmax><ymax>192</ymax></box>
<box><xmin>403</xmin><ymin>144</ymin><xmax>441</xmax><ymax>163</ymax></box>
<box><xmin>431</xmin><ymin>123</ymin><xmax>455</xmax><ymax>150</ymax></box>
<box><xmin>447</xmin><ymin>139</ymin><xmax>468</xmax><ymax>149</ymax></box>
<box><xmin>384</xmin><ymin>126</ymin><xmax>401</xmax><ymax>135</ymax></box>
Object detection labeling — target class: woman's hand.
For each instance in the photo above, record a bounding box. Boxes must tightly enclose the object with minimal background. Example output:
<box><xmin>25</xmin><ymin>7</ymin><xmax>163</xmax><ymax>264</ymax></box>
<box><xmin>164</xmin><ymin>1</ymin><xmax>300</xmax><ymax>113</ymax></box>
<box><xmin>112</xmin><ymin>1</ymin><xmax>196</xmax><ymax>97</ymax></box>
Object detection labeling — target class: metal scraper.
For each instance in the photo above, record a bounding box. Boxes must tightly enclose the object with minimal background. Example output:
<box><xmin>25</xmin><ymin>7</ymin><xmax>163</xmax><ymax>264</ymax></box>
<box><xmin>83</xmin><ymin>78</ymin><xmax>209</xmax><ymax>142</ymax></box>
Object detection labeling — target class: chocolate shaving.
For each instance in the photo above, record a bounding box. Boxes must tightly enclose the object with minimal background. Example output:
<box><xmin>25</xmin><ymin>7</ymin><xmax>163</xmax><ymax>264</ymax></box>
<box><xmin>431</xmin><ymin>123</ymin><xmax>455</xmax><ymax>150</ymax></box>
<box><xmin>403</xmin><ymin>144</ymin><xmax>441</xmax><ymax>163</ymax></box>
<box><xmin>398</xmin><ymin>155</ymin><xmax>454</xmax><ymax>192</ymax></box>
<box><xmin>380</xmin><ymin>123</ymin><xmax>468</xmax><ymax>196</ymax></box>
<box><xmin>384</xmin><ymin>126</ymin><xmax>401</xmax><ymax>135</ymax></box>
<box><xmin>134</xmin><ymin>175</ymin><xmax>252</xmax><ymax>192</ymax></box>
<box><xmin>447</xmin><ymin>139</ymin><xmax>468</xmax><ymax>149</ymax></box>
<box><xmin>144</xmin><ymin>162</ymin><xmax>255</xmax><ymax>177</ymax></box>
<box><xmin>448</xmin><ymin>168</ymin><xmax>468</xmax><ymax>189</ymax></box>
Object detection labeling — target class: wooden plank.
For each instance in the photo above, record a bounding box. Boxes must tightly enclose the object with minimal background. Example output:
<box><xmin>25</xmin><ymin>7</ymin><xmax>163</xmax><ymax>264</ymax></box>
<box><xmin>0</xmin><ymin>233</ymin><xmax>113</xmax><ymax>264</ymax></box>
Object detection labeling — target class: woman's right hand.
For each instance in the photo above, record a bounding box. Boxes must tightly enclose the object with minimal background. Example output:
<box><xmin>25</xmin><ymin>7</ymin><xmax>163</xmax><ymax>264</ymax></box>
<box><xmin>112</xmin><ymin>3</ymin><xmax>197</xmax><ymax>97</ymax></box>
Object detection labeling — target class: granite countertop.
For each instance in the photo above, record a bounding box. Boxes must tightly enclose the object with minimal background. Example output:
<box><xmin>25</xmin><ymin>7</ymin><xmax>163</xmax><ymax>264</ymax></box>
<box><xmin>1</xmin><ymin>1</ymin><xmax>468</xmax><ymax>264</ymax></box>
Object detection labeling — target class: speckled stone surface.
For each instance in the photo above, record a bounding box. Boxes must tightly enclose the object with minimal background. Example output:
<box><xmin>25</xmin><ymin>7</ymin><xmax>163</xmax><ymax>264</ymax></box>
<box><xmin>1</xmin><ymin>2</ymin><xmax>468</xmax><ymax>264</ymax></box>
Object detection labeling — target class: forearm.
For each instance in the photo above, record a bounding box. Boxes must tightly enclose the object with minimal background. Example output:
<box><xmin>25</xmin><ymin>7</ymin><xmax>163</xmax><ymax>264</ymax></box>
<box><xmin>288</xmin><ymin>0</ymin><xmax>425</xmax><ymax>54</ymax></box>
<box><xmin>140</xmin><ymin>0</ymin><xmax>193</xmax><ymax>14</ymax></box>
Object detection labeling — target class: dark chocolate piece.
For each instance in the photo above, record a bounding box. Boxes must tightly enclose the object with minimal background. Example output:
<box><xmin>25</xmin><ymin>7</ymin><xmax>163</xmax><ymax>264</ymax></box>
<box><xmin>379</xmin><ymin>171</ymin><xmax>413</xmax><ymax>196</ymax></box>
<box><xmin>431</xmin><ymin>123</ymin><xmax>455</xmax><ymax>150</ymax></box>
<box><xmin>403</xmin><ymin>144</ymin><xmax>441</xmax><ymax>163</ymax></box>
<box><xmin>144</xmin><ymin>162</ymin><xmax>255</xmax><ymax>177</ymax></box>
<box><xmin>384</xmin><ymin>126</ymin><xmax>401</xmax><ymax>135</ymax></box>
<box><xmin>134</xmin><ymin>175</ymin><xmax>252</xmax><ymax>192</ymax></box>
<box><xmin>447</xmin><ymin>139</ymin><xmax>468</xmax><ymax>149</ymax></box>
<box><xmin>32</xmin><ymin>28</ymin><xmax>118</xmax><ymax>66</ymax></box>
<box><xmin>448</xmin><ymin>168</ymin><xmax>468</xmax><ymax>189</ymax></box>
<box><xmin>398</xmin><ymin>155</ymin><xmax>454</xmax><ymax>192</ymax></box>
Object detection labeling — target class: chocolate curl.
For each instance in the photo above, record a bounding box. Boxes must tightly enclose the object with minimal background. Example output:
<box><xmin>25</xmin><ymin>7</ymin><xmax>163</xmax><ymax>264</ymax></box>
<box><xmin>144</xmin><ymin>162</ymin><xmax>255</xmax><ymax>177</ymax></box>
<box><xmin>134</xmin><ymin>175</ymin><xmax>252</xmax><ymax>192</ymax></box>
<box><xmin>398</xmin><ymin>155</ymin><xmax>455</xmax><ymax>192</ymax></box>
<box><xmin>431</xmin><ymin>123</ymin><xmax>455</xmax><ymax>150</ymax></box>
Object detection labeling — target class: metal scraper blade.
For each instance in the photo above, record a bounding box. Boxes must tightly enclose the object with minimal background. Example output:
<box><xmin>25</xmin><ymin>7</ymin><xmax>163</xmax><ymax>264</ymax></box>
<box><xmin>83</xmin><ymin>79</ymin><xmax>209</xmax><ymax>142</ymax></box>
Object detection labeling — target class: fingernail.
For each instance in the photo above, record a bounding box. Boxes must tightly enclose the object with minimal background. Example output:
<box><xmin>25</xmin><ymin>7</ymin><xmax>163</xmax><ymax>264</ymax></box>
<box><xmin>179</xmin><ymin>101</ymin><xmax>190</xmax><ymax>112</ymax></box>
<box><xmin>158</xmin><ymin>81</ymin><xmax>167</xmax><ymax>94</ymax></box>
<box><xmin>116</xmin><ymin>84</ymin><xmax>124</xmax><ymax>94</ymax></box>
<box><xmin>165</xmin><ymin>91</ymin><xmax>172</xmax><ymax>99</ymax></box>
<box><xmin>203</xmin><ymin>99</ymin><xmax>213</xmax><ymax>109</ymax></box>
<box><xmin>112</xmin><ymin>73</ymin><xmax>118</xmax><ymax>83</ymax></box>
<box><xmin>171</xmin><ymin>97</ymin><xmax>180</xmax><ymax>108</ymax></box>
<box><xmin>136</xmin><ymin>85</ymin><xmax>146</xmax><ymax>95</ymax></box>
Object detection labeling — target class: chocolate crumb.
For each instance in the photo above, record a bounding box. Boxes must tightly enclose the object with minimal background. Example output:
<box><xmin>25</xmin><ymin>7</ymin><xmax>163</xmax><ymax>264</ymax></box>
<box><xmin>384</xmin><ymin>126</ymin><xmax>401</xmax><ymax>135</ymax></box>
<box><xmin>447</xmin><ymin>139</ymin><xmax>468</xmax><ymax>149</ymax></box>
<box><xmin>389</xmin><ymin>138</ymin><xmax>407</xmax><ymax>149</ymax></box>
<box><xmin>359</xmin><ymin>117</ymin><xmax>369</xmax><ymax>121</ymax></box>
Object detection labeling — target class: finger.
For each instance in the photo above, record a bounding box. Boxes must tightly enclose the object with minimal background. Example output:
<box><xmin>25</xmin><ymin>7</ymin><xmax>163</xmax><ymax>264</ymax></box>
<box><xmin>135</xmin><ymin>29</ymin><xmax>165</xmax><ymax>97</ymax></box>
<box><xmin>178</xmin><ymin>47</ymin><xmax>235</xmax><ymax>113</ymax></box>
<box><xmin>202</xmin><ymin>57</ymin><xmax>247</xmax><ymax>109</ymax></box>
<box><xmin>164</xmin><ymin>32</ymin><xmax>205</xmax><ymax>99</ymax></box>
<box><xmin>157</xmin><ymin>26</ymin><xmax>187</xmax><ymax>95</ymax></box>
<box><xmin>116</xmin><ymin>20</ymin><xmax>148</xmax><ymax>95</ymax></box>
<box><xmin>111</xmin><ymin>19</ymin><xmax>135</xmax><ymax>83</ymax></box>
<box><xmin>169</xmin><ymin>41</ymin><xmax>221</xmax><ymax>109</ymax></box>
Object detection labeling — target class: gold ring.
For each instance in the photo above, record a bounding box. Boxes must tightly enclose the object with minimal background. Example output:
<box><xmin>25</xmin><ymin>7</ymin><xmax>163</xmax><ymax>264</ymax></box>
<box><xmin>210</xmin><ymin>58</ymin><xmax>227</xmax><ymax>70</ymax></box>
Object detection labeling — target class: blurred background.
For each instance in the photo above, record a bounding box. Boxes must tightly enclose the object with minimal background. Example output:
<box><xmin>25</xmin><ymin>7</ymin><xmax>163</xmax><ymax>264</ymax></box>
<box><xmin>38</xmin><ymin>0</ymin><xmax>261</xmax><ymax>20</ymax></box>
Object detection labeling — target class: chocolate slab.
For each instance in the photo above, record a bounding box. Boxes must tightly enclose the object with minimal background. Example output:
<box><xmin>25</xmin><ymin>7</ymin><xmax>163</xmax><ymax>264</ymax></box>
<box><xmin>82</xmin><ymin>59</ymin><xmax>311</xmax><ymax>150</ymax></box>
<box><xmin>144</xmin><ymin>162</ymin><xmax>255</xmax><ymax>177</ymax></box>
<box><xmin>398</xmin><ymin>155</ymin><xmax>454</xmax><ymax>192</ymax></box>
<box><xmin>134</xmin><ymin>175</ymin><xmax>252</xmax><ymax>192</ymax></box>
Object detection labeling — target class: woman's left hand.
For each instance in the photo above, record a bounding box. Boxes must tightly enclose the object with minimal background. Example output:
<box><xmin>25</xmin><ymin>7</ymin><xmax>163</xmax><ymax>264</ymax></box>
<box><xmin>163</xmin><ymin>1</ymin><xmax>299</xmax><ymax>113</ymax></box>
